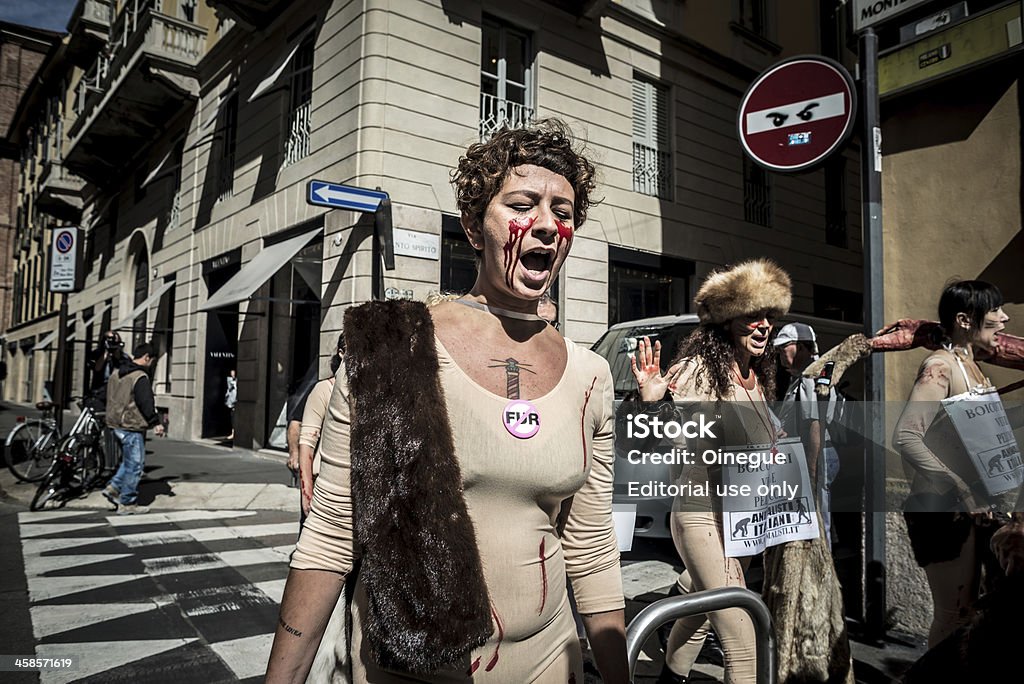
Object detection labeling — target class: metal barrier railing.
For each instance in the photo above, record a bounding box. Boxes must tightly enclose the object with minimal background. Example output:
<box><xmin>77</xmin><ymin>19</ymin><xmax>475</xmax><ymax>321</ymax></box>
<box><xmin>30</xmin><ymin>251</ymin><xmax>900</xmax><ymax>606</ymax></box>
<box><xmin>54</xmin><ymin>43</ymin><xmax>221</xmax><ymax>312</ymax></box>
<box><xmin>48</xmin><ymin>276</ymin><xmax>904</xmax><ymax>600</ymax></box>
<box><xmin>625</xmin><ymin>586</ymin><xmax>777</xmax><ymax>684</ymax></box>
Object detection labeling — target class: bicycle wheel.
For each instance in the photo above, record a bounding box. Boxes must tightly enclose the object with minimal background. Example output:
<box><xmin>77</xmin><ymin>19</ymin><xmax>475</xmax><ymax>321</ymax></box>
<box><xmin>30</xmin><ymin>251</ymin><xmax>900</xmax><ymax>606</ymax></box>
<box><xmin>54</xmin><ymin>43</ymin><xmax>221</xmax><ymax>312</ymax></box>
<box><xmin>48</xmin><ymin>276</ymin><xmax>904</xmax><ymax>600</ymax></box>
<box><xmin>75</xmin><ymin>438</ymin><xmax>105</xmax><ymax>491</ymax></box>
<box><xmin>5</xmin><ymin>420</ymin><xmax>59</xmax><ymax>483</ymax></box>
<box><xmin>30</xmin><ymin>462</ymin><xmax>68</xmax><ymax>511</ymax></box>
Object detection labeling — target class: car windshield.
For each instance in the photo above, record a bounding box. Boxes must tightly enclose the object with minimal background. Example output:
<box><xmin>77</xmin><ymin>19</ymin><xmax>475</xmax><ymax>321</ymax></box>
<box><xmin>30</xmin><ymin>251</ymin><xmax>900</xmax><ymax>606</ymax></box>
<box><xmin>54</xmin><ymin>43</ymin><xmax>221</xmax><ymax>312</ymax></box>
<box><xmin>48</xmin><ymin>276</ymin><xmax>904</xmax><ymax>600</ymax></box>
<box><xmin>591</xmin><ymin>322</ymin><xmax>698</xmax><ymax>397</ymax></box>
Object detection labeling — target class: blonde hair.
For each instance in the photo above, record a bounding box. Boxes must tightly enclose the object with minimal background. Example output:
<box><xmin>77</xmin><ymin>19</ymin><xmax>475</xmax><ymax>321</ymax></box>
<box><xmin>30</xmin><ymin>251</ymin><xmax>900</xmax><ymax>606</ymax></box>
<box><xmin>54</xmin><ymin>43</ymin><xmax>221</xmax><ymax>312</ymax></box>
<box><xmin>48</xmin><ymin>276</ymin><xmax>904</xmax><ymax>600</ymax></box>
<box><xmin>424</xmin><ymin>291</ymin><xmax>460</xmax><ymax>307</ymax></box>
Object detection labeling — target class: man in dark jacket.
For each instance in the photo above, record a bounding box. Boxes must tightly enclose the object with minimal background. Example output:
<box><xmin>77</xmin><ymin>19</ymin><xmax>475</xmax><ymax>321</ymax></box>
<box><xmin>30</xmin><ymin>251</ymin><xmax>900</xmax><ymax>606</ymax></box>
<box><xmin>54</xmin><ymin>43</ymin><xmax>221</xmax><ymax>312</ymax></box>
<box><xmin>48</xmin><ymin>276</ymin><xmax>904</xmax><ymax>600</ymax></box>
<box><xmin>102</xmin><ymin>342</ymin><xmax>164</xmax><ymax>514</ymax></box>
<box><xmin>85</xmin><ymin>330</ymin><xmax>125</xmax><ymax>412</ymax></box>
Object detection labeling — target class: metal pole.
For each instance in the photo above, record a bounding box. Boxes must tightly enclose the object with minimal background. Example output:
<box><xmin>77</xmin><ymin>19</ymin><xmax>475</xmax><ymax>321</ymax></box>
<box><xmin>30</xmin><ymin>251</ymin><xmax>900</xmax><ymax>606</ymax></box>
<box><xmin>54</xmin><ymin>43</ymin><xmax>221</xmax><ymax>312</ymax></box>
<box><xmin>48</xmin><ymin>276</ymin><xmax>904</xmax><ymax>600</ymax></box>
<box><xmin>859</xmin><ymin>27</ymin><xmax>887</xmax><ymax>643</ymax></box>
<box><xmin>371</xmin><ymin>221</ymin><xmax>382</xmax><ymax>301</ymax></box>
<box><xmin>52</xmin><ymin>293</ymin><xmax>69</xmax><ymax>436</ymax></box>
<box><xmin>625</xmin><ymin>587</ymin><xmax>776</xmax><ymax>684</ymax></box>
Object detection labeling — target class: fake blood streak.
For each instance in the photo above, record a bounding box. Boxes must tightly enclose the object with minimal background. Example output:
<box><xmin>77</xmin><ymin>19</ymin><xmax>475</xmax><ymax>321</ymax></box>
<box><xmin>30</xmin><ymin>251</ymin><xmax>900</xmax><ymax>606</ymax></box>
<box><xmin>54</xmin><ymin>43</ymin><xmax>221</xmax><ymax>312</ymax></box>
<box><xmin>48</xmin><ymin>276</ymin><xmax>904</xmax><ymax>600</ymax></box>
<box><xmin>503</xmin><ymin>217</ymin><xmax>535</xmax><ymax>288</ymax></box>
<box><xmin>538</xmin><ymin>537</ymin><xmax>548</xmax><ymax>615</ymax></box>
<box><xmin>555</xmin><ymin>219</ymin><xmax>574</xmax><ymax>253</ymax></box>
<box><xmin>485</xmin><ymin>605</ymin><xmax>505</xmax><ymax>672</ymax></box>
<box><xmin>580</xmin><ymin>376</ymin><xmax>598</xmax><ymax>470</ymax></box>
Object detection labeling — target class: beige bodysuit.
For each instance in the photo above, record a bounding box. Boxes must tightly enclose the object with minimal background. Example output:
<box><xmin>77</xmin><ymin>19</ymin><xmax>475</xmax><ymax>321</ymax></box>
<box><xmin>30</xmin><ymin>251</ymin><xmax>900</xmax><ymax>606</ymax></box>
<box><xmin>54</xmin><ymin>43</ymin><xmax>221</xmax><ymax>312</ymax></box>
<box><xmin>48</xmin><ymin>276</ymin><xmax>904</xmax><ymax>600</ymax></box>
<box><xmin>290</xmin><ymin>337</ymin><xmax>624</xmax><ymax>683</ymax></box>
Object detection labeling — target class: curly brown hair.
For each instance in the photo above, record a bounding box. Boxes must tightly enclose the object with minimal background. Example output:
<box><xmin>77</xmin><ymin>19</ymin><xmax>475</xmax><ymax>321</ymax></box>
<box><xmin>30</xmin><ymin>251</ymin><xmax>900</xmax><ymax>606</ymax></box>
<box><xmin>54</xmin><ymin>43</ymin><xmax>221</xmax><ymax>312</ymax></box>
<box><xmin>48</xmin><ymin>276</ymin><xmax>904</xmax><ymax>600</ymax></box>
<box><xmin>672</xmin><ymin>324</ymin><xmax>778</xmax><ymax>401</ymax></box>
<box><xmin>451</xmin><ymin>119</ymin><xmax>598</xmax><ymax>231</ymax></box>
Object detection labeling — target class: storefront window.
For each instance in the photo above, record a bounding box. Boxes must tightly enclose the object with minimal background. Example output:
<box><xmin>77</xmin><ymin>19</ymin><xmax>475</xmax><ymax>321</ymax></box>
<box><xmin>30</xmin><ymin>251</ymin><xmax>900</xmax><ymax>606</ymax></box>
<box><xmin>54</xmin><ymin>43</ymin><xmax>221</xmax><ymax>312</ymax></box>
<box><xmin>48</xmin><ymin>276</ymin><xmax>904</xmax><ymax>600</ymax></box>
<box><xmin>265</xmin><ymin>240</ymin><xmax>323</xmax><ymax>449</ymax></box>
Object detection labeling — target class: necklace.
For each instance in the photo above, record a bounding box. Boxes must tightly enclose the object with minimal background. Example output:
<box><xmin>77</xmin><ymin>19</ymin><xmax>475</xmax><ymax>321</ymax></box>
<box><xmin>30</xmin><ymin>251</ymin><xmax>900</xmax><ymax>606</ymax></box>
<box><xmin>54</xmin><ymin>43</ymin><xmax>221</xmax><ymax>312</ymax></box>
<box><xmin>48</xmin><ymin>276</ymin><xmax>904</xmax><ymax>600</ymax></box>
<box><xmin>452</xmin><ymin>298</ymin><xmax>543</xmax><ymax>322</ymax></box>
<box><xmin>732</xmin><ymin>368</ymin><xmax>779</xmax><ymax>455</ymax></box>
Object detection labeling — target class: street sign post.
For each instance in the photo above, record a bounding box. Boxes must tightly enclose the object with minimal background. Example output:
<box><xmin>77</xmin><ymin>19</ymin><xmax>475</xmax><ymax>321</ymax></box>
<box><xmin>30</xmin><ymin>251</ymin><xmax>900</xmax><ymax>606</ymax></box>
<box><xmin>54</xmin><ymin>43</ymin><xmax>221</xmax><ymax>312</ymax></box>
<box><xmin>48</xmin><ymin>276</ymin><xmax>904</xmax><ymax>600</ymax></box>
<box><xmin>307</xmin><ymin>180</ymin><xmax>388</xmax><ymax>212</ymax></box>
<box><xmin>738</xmin><ymin>56</ymin><xmax>857</xmax><ymax>173</ymax></box>
<box><xmin>49</xmin><ymin>226</ymin><xmax>82</xmax><ymax>293</ymax></box>
<box><xmin>306</xmin><ymin>180</ymin><xmax>395</xmax><ymax>300</ymax></box>
<box><xmin>47</xmin><ymin>225</ymin><xmax>83</xmax><ymax>436</ymax></box>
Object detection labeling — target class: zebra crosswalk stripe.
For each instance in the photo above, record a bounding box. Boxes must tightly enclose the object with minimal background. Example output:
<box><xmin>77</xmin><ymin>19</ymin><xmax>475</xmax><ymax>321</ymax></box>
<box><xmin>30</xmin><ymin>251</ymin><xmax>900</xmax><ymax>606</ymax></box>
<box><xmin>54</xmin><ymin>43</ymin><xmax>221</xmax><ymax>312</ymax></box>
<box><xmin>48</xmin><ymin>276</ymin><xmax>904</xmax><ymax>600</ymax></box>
<box><xmin>19</xmin><ymin>508</ymin><xmax>297</xmax><ymax>682</ymax></box>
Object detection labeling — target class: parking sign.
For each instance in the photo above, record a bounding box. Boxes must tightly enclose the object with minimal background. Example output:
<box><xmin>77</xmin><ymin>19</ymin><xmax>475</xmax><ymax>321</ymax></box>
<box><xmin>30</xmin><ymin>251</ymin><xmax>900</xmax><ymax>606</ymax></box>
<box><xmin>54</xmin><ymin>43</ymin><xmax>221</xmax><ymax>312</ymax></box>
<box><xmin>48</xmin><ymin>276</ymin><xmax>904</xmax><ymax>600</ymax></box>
<box><xmin>50</xmin><ymin>226</ymin><xmax>81</xmax><ymax>292</ymax></box>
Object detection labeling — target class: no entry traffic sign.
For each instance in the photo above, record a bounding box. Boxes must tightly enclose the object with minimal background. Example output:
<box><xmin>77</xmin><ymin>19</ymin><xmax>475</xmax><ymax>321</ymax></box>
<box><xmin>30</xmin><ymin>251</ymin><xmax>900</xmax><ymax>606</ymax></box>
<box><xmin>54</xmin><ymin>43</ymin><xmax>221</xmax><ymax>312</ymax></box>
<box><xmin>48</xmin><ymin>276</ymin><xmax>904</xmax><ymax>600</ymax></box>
<box><xmin>738</xmin><ymin>56</ymin><xmax>857</xmax><ymax>173</ymax></box>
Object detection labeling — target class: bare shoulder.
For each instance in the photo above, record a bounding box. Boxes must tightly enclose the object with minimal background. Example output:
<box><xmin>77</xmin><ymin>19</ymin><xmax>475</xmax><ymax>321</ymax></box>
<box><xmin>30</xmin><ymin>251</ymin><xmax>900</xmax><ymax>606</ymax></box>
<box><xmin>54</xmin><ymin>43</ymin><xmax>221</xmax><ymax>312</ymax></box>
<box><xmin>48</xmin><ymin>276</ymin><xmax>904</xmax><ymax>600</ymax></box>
<box><xmin>427</xmin><ymin>300</ymin><xmax>460</xmax><ymax>326</ymax></box>
<box><xmin>916</xmin><ymin>350</ymin><xmax>954</xmax><ymax>384</ymax></box>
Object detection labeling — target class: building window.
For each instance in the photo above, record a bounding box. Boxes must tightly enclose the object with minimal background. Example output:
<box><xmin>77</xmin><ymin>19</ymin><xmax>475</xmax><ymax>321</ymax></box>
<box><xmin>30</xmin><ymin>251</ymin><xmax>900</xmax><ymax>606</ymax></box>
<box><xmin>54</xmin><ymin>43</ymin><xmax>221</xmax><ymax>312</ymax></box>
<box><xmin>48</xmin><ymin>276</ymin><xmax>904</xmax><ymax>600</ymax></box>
<box><xmin>13</xmin><ymin>269</ymin><xmax>22</xmax><ymax>325</ymax></box>
<box><xmin>282</xmin><ymin>38</ymin><xmax>313</xmax><ymax>167</ymax></box>
<box><xmin>608</xmin><ymin>247</ymin><xmax>693</xmax><ymax>326</ymax></box>
<box><xmin>814</xmin><ymin>284</ymin><xmax>863</xmax><ymax>324</ymax></box>
<box><xmin>440</xmin><ymin>215</ymin><xmax>477</xmax><ymax>294</ymax></box>
<box><xmin>632</xmin><ymin>74</ymin><xmax>672</xmax><ymax>199</ymax></box>
<box><xmin>825</xmin><ymin>157</ymin><xmax>847</xmax><ymax>248</ymax></box>
<box><xmin>133</xmin><ymin>253</ymin><xmax>149</xmax><ymax>338</ymax></box>
<box><xmin>168</xmin><ymin>141</ymin><xmax>184</xmax><ymax>232</ymax></box>
<box><xmin>217</xmin><ymin>93</ymin><xmax>238</xmax><ymax>200</ymax></box>
<box><xmin>738</xmin><ymin>0</ymin><xmax>769</xmax><ymax>37</ymax></box>
<box><xmin>479</xmin><ymin>17</ymin><xmax>533</xmax><ymax>140</ymax></box>
<box><xmin>743</xmin><ymin>156</ymin><xmax>772</xmax><ymax>227</ymax></box>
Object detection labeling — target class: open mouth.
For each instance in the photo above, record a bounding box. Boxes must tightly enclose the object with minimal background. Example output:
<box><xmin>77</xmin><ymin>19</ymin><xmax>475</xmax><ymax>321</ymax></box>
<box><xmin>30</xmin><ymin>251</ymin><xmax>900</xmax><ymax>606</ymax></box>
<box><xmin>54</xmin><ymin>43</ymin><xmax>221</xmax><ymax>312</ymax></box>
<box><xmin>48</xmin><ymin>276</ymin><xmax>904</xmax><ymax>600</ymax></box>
<box><xmin>519</xmin><ymin>250</ymin><xmax>554</xmax><ymax>282</ymax></box>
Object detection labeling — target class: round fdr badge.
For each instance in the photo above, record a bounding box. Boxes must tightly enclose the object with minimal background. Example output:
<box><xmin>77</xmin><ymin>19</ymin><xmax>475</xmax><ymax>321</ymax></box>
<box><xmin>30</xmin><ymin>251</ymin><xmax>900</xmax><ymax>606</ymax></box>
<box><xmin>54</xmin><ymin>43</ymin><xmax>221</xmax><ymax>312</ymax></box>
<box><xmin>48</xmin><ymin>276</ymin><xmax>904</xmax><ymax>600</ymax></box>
<box><xmin>503</xmin><ymin>400</ymin><xmax>540</xmax><ymax>439</ymax></box>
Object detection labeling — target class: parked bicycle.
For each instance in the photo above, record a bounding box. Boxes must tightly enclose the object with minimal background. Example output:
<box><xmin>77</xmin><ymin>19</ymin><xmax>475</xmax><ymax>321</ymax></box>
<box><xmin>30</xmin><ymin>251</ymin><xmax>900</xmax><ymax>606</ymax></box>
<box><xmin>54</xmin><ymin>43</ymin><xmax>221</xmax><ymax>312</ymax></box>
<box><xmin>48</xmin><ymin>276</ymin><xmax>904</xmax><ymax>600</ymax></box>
<box><xmin>4</xmin><ymin>401</ymin><xmax>60</xmax><ymax>483</ymax></box>
<box><xmin>30</xmin><ymin>402</ymin><xmax>109</xmax><ymax>511</ymax></box>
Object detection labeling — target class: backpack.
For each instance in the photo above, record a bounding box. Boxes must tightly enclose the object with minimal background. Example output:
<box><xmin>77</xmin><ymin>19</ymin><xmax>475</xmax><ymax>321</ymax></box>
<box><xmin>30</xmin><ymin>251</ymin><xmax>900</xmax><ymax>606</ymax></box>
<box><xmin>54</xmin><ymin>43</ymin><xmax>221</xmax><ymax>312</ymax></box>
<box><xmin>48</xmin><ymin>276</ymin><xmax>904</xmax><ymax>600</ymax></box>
<box><xmin>827</xmin><ymin>383</ymin><xmax>864</xmax><ymax>448</ymax></box>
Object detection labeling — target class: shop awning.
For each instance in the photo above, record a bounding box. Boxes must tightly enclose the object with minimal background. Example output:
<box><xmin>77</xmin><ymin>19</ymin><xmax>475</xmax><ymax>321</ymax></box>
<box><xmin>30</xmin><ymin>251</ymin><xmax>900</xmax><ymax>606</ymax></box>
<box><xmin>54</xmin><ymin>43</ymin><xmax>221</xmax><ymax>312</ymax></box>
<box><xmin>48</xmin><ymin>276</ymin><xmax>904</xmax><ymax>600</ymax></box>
<box><xmin>67</xmin><ymin>302</ymin><xmax>112</xmax><ymax>341</ymax></box>
<box><xmin>112</xmin><ymin>280</ymin><xmax>176</xmax><ymax>331</ymax></box>
<box><xmin>199</xmin><ymin>227</ymin><xmax>323</xmax><ymax>312</ymax></box>
<box><xmin>31</xmin><ymin>330</ymin><xmax>58</xmax><ymax>352</ymax></box>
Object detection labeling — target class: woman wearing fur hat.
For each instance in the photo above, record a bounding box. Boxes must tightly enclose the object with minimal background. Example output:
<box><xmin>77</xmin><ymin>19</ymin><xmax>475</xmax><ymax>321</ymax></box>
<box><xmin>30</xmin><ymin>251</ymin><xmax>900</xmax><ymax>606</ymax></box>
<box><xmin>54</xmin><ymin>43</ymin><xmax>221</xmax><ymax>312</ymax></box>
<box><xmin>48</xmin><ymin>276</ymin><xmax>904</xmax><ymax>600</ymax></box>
<box><xmin>632</xmin><ymin>259</ymin><xmax>792</xmax><ymax>684</ymax></box>
<box><xmin>266</xmin><ymin>120</ymin><xmax>628</xmax><ymax>683</ymax></box>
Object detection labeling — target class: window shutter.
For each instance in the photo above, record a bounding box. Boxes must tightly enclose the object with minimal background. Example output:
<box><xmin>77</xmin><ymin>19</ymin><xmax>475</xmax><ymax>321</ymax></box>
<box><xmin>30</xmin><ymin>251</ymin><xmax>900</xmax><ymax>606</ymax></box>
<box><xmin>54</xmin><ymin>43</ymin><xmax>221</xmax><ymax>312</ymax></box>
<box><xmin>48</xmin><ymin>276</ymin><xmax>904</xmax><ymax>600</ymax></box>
<box><xmin>632</xmin><ymin>77</ymin><xmax>650</xmax><ymax>145</ymax></box>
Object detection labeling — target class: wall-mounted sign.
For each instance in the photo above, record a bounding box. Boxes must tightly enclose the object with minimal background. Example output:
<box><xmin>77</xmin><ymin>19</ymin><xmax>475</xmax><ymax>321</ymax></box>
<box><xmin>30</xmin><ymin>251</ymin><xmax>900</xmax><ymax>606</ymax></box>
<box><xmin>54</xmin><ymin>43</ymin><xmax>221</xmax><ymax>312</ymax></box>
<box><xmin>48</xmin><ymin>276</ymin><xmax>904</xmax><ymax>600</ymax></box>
<box><xmin>853</xmin><ymin>0</ymin><xmax>931</xmax><ymax>32</ymax></box>
<box><xmin>899</xmin><ymin>2</ymin><xmax>968</xmax><ymax>42</ymax></box>
<box><xmin>393</xmin><ymin>228</ymin><xmax>440</xmax><ymax>261</ymax></box>
<box><xmin>880</xmin><ymin>2</ymin><xmax>1023</xmax><ymax>97</ymax></box>
<box><xmin>738</xmin><ymin>56</ymin><xmax>857</xmax><ymax>173</ymax></box>
<box><xmin>384</xmin><ymin>287</ymin><xmax>415</xmax><ymax>300</ymax></box>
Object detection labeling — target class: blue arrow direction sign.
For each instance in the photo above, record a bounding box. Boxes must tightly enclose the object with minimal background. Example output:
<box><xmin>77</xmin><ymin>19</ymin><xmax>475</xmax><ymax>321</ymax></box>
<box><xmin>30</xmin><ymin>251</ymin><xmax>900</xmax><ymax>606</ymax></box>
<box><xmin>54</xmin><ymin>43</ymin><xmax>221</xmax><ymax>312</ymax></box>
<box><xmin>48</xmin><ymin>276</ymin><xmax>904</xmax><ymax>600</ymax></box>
<box><xmin>307</xmin><ymin>180</ymin><xmax>388</xmax><ymax>212</ymax></box>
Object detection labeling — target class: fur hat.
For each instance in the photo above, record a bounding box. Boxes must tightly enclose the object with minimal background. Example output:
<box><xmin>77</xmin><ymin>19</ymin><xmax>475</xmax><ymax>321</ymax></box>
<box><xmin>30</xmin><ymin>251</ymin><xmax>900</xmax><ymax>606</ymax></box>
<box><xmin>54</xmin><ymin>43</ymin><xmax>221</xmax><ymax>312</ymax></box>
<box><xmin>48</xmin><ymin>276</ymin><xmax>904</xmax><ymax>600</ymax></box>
<box><xmin>695</xmin><ymin>259</ymin><xmax>792</xmax><ymax>325</ymax></box>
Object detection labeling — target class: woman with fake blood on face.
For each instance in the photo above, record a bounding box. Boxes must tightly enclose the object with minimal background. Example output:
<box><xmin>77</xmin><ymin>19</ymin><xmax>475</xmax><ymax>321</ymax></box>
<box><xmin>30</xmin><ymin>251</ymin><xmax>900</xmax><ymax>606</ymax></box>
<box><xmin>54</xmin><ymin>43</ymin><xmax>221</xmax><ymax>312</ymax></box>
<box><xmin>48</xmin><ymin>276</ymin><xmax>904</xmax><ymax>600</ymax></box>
<box><xmin>266</xmin><ymin>120</ymin><xmax>628</xmax><ymax>684</ymax></box>
<box><xmin>631</xmin><ymin>259</ymin><xmax>792</xmax><ymax>684</ymax></box>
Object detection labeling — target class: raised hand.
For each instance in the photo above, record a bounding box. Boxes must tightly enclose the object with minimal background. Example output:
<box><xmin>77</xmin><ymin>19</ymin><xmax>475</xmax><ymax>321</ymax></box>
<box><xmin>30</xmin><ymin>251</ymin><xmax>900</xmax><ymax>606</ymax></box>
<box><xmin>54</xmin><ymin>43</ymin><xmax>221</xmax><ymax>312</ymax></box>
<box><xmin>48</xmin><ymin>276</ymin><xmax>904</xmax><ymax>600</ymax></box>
<box><xmin>630</xmin><ymin>336</ymin><xmax>684</xmax><ymax>402</ymax></box>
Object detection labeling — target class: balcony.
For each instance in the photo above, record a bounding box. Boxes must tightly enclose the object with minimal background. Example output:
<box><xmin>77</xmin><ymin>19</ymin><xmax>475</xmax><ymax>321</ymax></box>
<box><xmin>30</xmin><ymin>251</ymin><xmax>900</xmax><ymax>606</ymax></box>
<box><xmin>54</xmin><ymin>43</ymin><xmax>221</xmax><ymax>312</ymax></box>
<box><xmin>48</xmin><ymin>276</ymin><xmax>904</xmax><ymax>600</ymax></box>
<box><xmin>479</xmin><ymin>92</ymin><xmax>534</xmax><ymax>141</ymax></box>
<box><xmin>66</xmin><ymin>0</ymin><xmax>113</xmax><ymax>67</ymax></box>
<box><xmin>37</xmin><ymin>161</ymin><xmax>86</xmax><ymax>221</ymax></box>
<box><xmin>64</xmin><ymin>0</ymin><xmax>207</xmax><ymax>184</ymax></box>
<box><xmin>206</xmin><ymin>0</ymin><xmax>291</xmax><ymax>30</ymax></box>
<box><xmin>632</xmin><ymin>142</ymin><xmax>671</xmax><ymax>199</ymax></box>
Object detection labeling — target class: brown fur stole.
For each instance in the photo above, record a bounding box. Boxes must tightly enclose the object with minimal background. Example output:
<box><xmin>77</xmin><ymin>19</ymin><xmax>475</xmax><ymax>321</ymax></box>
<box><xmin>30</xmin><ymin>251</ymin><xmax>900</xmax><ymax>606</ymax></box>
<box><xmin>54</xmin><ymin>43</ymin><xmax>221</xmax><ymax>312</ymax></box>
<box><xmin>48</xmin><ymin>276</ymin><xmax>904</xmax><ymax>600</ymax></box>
<box><xmin>343</xmin><ymin>300</ymin><xmax>493</xmax><ymax>673</ymax></box>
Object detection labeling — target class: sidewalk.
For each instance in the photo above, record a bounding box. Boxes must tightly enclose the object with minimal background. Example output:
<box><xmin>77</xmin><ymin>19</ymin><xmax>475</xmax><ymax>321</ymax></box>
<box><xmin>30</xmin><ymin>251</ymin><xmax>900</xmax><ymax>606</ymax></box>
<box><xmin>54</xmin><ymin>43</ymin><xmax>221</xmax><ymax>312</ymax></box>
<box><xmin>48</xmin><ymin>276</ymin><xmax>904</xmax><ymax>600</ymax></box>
<box><xmin>0</xmin><ymin>401</ymin><xmax>297</xmax><ymax>512</ymax></box>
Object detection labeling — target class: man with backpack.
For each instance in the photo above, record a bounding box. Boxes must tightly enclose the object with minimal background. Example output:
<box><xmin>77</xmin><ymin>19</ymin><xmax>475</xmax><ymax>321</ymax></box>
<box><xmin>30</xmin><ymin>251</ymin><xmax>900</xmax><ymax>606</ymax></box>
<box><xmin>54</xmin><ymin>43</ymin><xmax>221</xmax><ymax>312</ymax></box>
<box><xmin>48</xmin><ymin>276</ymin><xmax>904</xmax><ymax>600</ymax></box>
<box><xmin>774</xmin><ymin>322</ymin><xmax>841</xmax><ymax>546</ymax></box>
